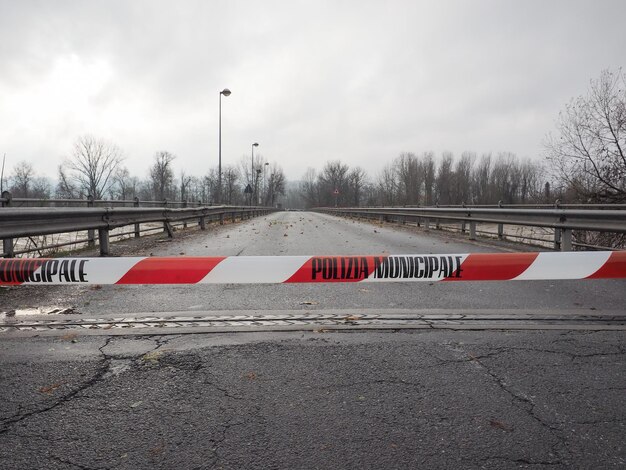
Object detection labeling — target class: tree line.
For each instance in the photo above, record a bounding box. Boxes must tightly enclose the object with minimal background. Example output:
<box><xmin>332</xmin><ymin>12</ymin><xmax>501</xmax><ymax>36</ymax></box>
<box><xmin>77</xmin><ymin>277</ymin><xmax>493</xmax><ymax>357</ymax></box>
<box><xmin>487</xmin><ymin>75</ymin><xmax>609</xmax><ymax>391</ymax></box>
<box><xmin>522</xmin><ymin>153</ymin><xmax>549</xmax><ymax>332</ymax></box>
<box><xmin>3</xmin><ymin>137</ymin><xmax>286</xmax><ymax>206</ymax></box>
<box><xmin>298</xmin><ymin>152</ymin><xmax>548</xmax><ymax>209</ymax></box>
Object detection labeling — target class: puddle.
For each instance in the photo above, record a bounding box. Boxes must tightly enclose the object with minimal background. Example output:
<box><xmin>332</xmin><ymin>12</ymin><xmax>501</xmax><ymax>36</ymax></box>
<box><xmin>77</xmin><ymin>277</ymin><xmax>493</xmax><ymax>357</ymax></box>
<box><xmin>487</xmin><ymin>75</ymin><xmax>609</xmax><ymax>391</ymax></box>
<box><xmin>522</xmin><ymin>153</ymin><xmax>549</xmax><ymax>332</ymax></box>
<box><xmin>0</xmin><ymin>306</ymin><xmax>80</xmax><ymax>319</ymax></box>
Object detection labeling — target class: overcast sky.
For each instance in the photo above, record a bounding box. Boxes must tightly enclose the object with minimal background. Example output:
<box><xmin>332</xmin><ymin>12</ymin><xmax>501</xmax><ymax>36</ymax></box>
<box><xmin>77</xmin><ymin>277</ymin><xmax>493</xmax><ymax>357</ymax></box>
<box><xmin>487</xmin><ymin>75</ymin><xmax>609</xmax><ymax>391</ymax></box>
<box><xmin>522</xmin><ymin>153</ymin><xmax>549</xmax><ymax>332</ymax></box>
<box><xmin>1</xmin><ymin>0</ymin><xmax>625</xmax><ymax>183</ymax></box>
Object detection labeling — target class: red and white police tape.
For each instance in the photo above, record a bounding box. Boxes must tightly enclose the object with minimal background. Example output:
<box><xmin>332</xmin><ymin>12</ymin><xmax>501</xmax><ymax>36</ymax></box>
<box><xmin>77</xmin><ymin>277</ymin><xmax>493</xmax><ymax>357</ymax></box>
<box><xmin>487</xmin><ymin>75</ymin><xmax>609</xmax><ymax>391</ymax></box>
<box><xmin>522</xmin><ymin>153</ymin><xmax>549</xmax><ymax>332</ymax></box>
<box><xmin>1</xmin><ymin>251</ymin><xmax>625</xmax><ymax>285</ymax></box>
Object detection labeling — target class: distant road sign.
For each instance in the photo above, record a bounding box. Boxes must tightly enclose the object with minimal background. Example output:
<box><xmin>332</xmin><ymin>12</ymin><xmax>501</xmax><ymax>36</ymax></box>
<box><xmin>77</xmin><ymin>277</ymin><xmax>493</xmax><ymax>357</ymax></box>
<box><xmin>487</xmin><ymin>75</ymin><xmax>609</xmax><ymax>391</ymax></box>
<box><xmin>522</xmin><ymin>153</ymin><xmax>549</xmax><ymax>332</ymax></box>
<box><xmin>244</xmin><ymin>184</ymin><xmax>253</xmax><ymax>194</ymax></box>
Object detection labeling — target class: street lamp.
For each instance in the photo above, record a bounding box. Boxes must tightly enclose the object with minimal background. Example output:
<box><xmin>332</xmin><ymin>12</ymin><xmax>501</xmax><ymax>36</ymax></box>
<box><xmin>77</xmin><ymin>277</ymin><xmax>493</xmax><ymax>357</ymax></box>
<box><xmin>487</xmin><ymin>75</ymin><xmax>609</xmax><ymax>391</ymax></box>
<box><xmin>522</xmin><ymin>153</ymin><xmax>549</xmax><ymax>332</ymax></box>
<box><xmin>251</xmin><ymin>142</ymin><xmax>259</xmax><ymax>206</ymax></box>
<box><xmin>218</xmin><ymin>88</ymin><xmax>231</xmax><ymax>204</ymax></box>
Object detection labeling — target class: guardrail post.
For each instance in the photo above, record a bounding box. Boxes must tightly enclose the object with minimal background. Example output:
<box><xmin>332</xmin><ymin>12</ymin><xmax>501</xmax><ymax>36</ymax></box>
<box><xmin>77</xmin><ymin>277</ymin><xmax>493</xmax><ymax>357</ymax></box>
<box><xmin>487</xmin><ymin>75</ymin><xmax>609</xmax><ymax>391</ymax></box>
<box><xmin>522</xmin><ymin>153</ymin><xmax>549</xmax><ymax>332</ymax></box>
<box><xmin>183</xmin><ymin>200</ymin><xmax>188</xmax><ymax>228</ymax></box>
<box><xmin>87</xmin><ymin>195</ymin><xmax>95</xmax><ymax>247</ymax></box>
<box><xmin>220</xmin><ymin>213</ymin><xmax>224</xmax><ymax>225</ymax></box>
<box><xmin>469</xmin><ymin>222</ymin><xmax>477</xmax><ymax>240</ymax></box>
<box><xmin>0</xmin><ymin>192</ymin><xmax>14</xmax><ymax>256</ymax></box>
<box><xmin>423</xmin><ymin>218</ymin><xmax>430</xmax><ymax>231</ymax></box>
<box><xmin>461</xmin><ymin>221</ymin><xmax>466</xmax><ymax>233</ymax></box>
<box><xmin>1</xmin><ymin>190</ymin><xmax>12</xmax><ymax>207</ymax></box>
<box><xmin>232</xmin><ymin>211</ymin><xmax>236</xmax><ymax>223</ymax></box>
<box><xmin>561</xmin><ymin>229</ymin><xmax>572</xmax><ymax>251</ymax></box>
<box><xmin>162</xmin><ymin>199</ymin><xmax>170</xmax><ymax>234</ymax></box>
<box><xmin>553</xmin><ymin>229</ymin><xmax>561</xmax><ymax>250</ymax></box>
<box><xmin>98</xmin><ymin>228</ymin><xmax>110</xmax><ymax>256</ymax></box>
<box><xmin>2</xmin><ymin>238</ymin><xmax>14</xmax><ymax>258</ymax></box>
<box><xmin>133</xmin><ymin>197</ymin><xmax>141</xmax><ymax>238</ymax></box>
<box><xmin>497</xmin><ymin>223</ymin><xmax>504</xmax><ymax>240</ymax></box>
<box><xmin>199</xmin><ymin>212</ymin><xmax>206</xmax><ymax>230</ymax></box>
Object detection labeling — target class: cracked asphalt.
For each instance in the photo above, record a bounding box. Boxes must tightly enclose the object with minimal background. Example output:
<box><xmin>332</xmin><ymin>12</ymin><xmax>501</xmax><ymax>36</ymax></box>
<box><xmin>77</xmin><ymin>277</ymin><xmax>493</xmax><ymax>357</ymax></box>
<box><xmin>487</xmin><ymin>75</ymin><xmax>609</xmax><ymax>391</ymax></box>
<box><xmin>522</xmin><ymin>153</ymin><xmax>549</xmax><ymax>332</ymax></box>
<box><xmin>1</xmin><ymin>331</ymin><xmax>625</xmax><ymax>469</ymax></box>
<box><xmin>1</xmin><ymin>212</ymin><xmax>625</xmax><ymax>468</ymax></box>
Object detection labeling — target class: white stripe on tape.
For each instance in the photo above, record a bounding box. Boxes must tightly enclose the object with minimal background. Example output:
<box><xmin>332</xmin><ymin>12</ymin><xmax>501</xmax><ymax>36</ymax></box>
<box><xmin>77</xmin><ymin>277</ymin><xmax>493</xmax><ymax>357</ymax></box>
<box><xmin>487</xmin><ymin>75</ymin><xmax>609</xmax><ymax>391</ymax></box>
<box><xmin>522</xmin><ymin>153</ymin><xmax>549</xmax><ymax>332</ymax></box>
<box><xmin>200</xmin><ymin>256</ymin><xmax>310</xmax><ymax>283</ymax></box>
<box><xmin>514</xmin><ymin>252</ymin><xmax>612</xmax><ymax>280</ymax></box>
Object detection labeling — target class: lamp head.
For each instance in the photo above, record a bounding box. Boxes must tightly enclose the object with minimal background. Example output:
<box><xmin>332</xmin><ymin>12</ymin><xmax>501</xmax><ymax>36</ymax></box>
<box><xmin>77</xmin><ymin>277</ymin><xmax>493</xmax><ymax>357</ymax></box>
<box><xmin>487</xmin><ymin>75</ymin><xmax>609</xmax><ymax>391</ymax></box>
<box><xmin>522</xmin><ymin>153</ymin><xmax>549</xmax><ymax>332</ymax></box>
<box><xmin>253</xmin><ymin>142</ymin><xmax>259</xmax><ymax>147</ymax></box>
<box><xmin>221</xmin><ymin>88</ymin><xmax>231</xmax><ymax>96</ymax></box>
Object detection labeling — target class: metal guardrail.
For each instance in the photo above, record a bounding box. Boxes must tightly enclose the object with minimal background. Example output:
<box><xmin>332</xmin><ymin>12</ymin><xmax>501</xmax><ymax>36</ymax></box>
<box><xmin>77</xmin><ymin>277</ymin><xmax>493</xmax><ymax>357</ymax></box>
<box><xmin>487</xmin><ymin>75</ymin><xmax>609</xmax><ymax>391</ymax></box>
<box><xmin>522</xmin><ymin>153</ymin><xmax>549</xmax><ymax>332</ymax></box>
<box><xmin>315</xmin><ymin>206</ymin><xmax>626</xmax><ymax>251</ymax></box>
<box><xmin>0</xmin><ymin>191</ymin><xmax>211</xmax><ymax>208</ymax></box>
<box><xmin>0</xmin><ymin>205</ymin><xmax>276</xmax><ymax>257</ymax></box>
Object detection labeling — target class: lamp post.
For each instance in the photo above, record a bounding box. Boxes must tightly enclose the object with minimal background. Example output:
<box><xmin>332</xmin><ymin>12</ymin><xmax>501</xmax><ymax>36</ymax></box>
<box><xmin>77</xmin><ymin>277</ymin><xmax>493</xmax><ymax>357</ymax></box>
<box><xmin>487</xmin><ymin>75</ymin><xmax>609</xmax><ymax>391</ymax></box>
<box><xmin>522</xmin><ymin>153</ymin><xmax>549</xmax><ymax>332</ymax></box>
<box><xmin>218</xmin><ymin>88</ymin><xmax>231</xmax><ymax>204</ymax></box>
<box><xmin>251</xmin><ymin>142</ymin><xmax>259</xmax><ymax>206</ymax></box>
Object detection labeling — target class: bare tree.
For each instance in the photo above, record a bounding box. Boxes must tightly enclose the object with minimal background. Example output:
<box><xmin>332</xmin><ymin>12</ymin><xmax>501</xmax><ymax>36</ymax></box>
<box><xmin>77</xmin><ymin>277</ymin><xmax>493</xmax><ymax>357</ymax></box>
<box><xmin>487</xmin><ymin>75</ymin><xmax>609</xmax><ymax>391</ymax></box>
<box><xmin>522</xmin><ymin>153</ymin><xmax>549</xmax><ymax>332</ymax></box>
<box><xmin>179</xmin><ymin>170</ymin><xmax>192</xmax><ymax>202</ymax></box>
<box><xmin>454</xmin><ymin>152</ymin><xmax>474</xmax><ymax>204</ymax></box>
<box><xmin>435</xmin><ymin>152</ymin><xmax>454</xmax><ymax>205</ymax></box>
<box><xmin>394</xmin><ymin>153</ymin><xmax>421</xmax><ymax>205</ymax></box>
<box><xmin>471</xmin><ymin>153</ymin><xmax>492</xmax><ymax>204</ymax></box>
<box><xmin>345</xmin><ymin>167</ymin><xmax>368</xmax><ymax>206</ymax></box>
<box><xmin>376</xmin><ymin>163</ymin><xmax>398</xmax><ymax>206</ymax></box>
<box><xmin>110</xmin><ymin>167</ymin><xmax>139</xmax><ymax>200</ymax></box>
<box><xmin>56</xmin><ymin>165</ymin><xmax>80</xmax><ymax>198</ymax></box>
<box><xmin>265</xmin><ymin>164</ymin><xmax>286</xmax><ymax>206</ymax></box>
<box><xmin>318</xmin><ymin>161</ymin><xmax>349</xmax><ymax>206</ymax></box>
<box><xmin>422</xmin><ymin>152</ymin><xmax>436</xmax><ymax>205</ymax></box>
<box><xmin>300</xmin><ymin>168</ymin><xmax>319</xmax><ymax>208</ymax></box>
<box><xmin>149</xmin><ymin>151</ymin><xmax>175</xmax><ymax>200</ymax></box>
<box><xmin>545</xmin><ymin>69</ymin><xmax>626</xmax><ymax>202</ymax></box>
<box><xmin>61</xmin><ymin>135</ymin><xmax>124</xmax><ymax>199</ymax></box>
<box><xmin>221</xmin><ymin>167</ymin><xmax>239</xmax><ymax>205</ymax></box>
<box><xmin>9</xmin><ymin>161</ymin><xmax>35</xmax><ymax>197</ymax></box>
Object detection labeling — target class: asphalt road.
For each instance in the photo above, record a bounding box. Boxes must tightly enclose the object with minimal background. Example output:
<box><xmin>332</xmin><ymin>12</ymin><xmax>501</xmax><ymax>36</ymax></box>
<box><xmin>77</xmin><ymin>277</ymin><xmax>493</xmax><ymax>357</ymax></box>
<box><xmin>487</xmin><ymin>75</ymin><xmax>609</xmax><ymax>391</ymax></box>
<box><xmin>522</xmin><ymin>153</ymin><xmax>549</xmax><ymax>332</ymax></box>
<box><xmin>1</xmin><ymin>212</ymin><xmax>625</xmax><ymax>469</ymax></box>
<box><xmin>1</xmin><ymin>330</ymin><xmax>625</xmax><ymax>469</ymax></box>
<box><xmin>1</xmin><ymin>211</ymin><xmax>624</xmax><ymax>316</ymax></box>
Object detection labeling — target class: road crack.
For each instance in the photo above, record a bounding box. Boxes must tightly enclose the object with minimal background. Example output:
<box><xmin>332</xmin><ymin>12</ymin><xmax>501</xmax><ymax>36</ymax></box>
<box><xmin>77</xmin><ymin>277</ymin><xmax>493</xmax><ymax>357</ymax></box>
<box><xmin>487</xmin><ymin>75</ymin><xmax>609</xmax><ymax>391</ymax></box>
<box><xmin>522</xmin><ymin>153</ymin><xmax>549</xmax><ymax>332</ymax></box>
<box><xmin>465</xmin><ymin>352</ymin><xmax>569</xmax><ymax>465</ymax></box>
<box><xmin>0</xmin><ymin>337</ymin><xmax>112</xmax><ymax>436</ymax></box>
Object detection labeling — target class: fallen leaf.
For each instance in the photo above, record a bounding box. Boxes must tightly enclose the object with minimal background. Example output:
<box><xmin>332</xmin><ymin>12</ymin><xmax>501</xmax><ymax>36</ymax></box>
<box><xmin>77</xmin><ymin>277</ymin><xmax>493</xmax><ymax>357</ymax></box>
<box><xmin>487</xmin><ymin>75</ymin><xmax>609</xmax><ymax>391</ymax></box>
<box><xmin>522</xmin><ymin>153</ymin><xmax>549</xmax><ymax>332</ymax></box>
<box><xmin>179</xmin><ymin>252</ymin><xmax>185</xmax><ymax>255</ymax></box>
<box><xmin>300</xmin><ymin>301</ymin><xmax>319</xmax><ymax>305</ymax></box>
<box><xmin>39</xmin><ymin>383</ymin><xmax>63</xmax><ymax>394</ymax></box>
<box><xmin>61</xmin><ymin>332</ymin><xmax>78</xmax><ymax>341</ymax></box>
<box><xmin>358</xmin><ymin>288</ymin><xmax>370</xmax><ymax>293</ymax></box>
<box><xmin>90</xmin><ymin>285</ymin><xmax>103</xmax><ymax>290</ymax></box>
<box><xmin>142</xmin><ymin>351</ymin><xmax>163</xmax><ymax>363</ymax></box>
<box><xmin>344</xmin><ymin>315</ymin><xmax>361</xmax><ymax>321</ymax></box>
<box><xmin>245</xmin><ymin>372</ymin><xmax>257</xmax><ymax>380</ymax></box>
<box><xmin>284</xmin><ymin>233</ymin><xmax>288</xmax><ymax>237</ymax></box>
<box><xmin>149</xmin><ymin>443</ymin><xmax>165</xmax><ymax>456</ymax></box>
<box><xmin>130</xmin><ymin>401</ymin><xmax>143</xmax><ymax>408</ymax></box>
<box><xmin>489</xmin><ymin>419</ymin><xmax>512</xmax><ymax>432</ymax></box>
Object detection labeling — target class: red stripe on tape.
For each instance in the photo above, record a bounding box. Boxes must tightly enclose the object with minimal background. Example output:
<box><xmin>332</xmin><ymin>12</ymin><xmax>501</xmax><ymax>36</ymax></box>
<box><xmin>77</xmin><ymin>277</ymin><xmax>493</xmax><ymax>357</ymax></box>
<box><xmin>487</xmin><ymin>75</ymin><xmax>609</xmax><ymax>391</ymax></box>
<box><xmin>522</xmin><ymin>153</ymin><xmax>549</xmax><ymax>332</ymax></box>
<box><xmin>443</xmin><ymin>252</ymin><xmax>538</xmax><ymax>281</ymax></box>
<box><xmin>284</xmin><ymin>255</ymin><xmax>384</xmax><ymax>283</ymax></box>
<box><xmin>586</xmin><ymin>251</ymin><xmax>626</xmax><ymax>279</ymax></box>
<box><xmin>115</xmin><ymin>257</ymin><xmax>226</xmax><ymax>284</ymax></box>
